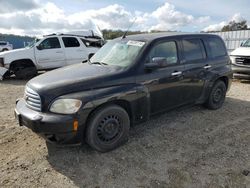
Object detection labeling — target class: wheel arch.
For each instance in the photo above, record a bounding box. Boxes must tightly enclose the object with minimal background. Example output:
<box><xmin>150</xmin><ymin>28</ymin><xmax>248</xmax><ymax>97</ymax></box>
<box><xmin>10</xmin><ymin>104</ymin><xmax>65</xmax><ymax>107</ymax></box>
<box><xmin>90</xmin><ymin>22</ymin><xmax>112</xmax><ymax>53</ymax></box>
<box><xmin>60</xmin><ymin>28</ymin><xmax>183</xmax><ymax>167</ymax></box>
<box><xmin>85</xmin><ymin>99</ymin><xmax>134</xmax><ymax>127</ymax></box>
<box><xmin>217</xmin><ymin>76</ymin><xmax>229</xmax><ymax>90</ymax></box>
<box><xmin>9</xmin><ymin>59</ymin><xmax>36</xmax><ymax>71</ymax></box>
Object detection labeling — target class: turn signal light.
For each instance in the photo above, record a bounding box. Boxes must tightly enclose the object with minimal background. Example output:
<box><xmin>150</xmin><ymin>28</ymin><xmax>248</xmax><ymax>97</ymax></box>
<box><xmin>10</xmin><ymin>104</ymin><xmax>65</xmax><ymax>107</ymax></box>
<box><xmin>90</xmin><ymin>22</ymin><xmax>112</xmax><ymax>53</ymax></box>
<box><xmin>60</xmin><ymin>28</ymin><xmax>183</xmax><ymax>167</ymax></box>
<box><xmin>73</xmin><ymin>120</ymin><xmax>79</xmax><ymax>131</ymax></box>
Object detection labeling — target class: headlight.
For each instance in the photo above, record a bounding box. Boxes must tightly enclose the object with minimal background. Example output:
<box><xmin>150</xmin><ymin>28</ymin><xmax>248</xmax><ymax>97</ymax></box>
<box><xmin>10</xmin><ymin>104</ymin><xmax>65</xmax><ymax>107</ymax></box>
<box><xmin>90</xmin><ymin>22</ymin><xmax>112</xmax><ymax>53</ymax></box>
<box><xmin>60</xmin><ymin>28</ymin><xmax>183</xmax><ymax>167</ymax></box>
<box><xmin>0</xmin><ymin>58</ymin><xmax>4</xmax><ymax>67</ymax></box>
<box><xmin>230</xmin><ymin>56</ymin><xmax>236</xmax><ymax>64</ymax></box>
<box><xmin>50</xmin><ymin>99</ymin><xmax>82</xmax><ymax>114</ymax></box>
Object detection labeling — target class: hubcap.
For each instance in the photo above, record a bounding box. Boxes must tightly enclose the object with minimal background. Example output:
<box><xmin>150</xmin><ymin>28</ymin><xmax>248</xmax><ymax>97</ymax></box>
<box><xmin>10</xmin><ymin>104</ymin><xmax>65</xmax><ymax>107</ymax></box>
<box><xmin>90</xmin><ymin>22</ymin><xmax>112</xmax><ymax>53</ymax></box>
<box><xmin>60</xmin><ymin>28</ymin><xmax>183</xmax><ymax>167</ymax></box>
<box><xmin>213</xmin><ymin>88</ymin><xmax>223</xmax><ymax>103</ymax></box>
<box><xmin>97</xmin><ymin>115</ymin><xmax>122</xmax><ymax>143</ymax></box>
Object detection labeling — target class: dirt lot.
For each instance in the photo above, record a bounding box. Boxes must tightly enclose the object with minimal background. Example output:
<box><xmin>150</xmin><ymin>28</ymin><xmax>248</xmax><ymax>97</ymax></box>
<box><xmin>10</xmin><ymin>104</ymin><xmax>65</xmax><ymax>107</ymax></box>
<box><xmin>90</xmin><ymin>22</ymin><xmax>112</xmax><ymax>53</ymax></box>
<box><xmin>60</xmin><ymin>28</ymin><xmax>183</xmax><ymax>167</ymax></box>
<box><xmin>0</xmin><ymin>79</ymin><xmax>250</xmax><ymax>188</ymax></box>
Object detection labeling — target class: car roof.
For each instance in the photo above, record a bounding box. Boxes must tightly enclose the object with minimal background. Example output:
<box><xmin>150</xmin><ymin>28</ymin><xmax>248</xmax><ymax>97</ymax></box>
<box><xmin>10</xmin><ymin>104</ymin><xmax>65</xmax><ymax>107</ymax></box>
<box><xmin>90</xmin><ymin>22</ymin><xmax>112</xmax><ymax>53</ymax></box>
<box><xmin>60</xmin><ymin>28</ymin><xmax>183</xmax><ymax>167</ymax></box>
<box><xmin>122</xmin><ymin>32</ymin><xmax>219</xmax><ymax>42</ymax></box>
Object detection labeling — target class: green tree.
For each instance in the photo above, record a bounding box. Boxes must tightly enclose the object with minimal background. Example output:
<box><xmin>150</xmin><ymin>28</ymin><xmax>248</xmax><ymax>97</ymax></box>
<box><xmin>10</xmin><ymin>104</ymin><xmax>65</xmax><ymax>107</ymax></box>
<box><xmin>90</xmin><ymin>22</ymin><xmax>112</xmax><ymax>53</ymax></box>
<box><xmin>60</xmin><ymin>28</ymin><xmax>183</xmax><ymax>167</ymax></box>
<box><xmin>221</xmin><ymin>20</ymin><xmax>248</xmax><ymax>32</ymax></box>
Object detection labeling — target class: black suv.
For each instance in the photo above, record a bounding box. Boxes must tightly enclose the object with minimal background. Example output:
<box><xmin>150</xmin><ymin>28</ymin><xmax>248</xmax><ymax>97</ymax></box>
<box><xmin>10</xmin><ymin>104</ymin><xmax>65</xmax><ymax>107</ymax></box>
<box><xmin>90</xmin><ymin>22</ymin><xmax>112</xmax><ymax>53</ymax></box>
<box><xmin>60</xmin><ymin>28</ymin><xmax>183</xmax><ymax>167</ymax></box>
<box><xmin>15</xmin><ymin>33</ymin><xmax>233</xmax><ymax>152</ymax></box>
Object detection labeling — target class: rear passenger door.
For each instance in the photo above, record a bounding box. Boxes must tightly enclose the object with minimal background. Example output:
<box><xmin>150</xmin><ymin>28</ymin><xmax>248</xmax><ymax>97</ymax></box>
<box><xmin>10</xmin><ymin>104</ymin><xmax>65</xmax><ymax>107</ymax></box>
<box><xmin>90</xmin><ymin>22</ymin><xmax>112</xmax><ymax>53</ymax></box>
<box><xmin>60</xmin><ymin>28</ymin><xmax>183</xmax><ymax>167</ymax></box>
<box><xmin>203</xmin><ymin>37</ymin><xmax>229</xmax><ymax>78</ymax></box>
<box><xmin>181</xmin><ymin>38</ymin><xmax>208</xmax><ymax>103</ymax></box>
<box><xmin>62</xmin><ymin>37</ymin><xmax>87</xmax><ymax>66</ymax></box>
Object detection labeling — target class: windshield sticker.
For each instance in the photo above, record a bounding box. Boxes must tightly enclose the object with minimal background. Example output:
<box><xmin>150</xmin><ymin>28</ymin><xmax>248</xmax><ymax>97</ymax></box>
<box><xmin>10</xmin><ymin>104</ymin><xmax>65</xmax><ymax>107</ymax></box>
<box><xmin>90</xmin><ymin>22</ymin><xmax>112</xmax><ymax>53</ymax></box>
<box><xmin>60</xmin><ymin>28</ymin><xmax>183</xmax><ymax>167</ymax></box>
<box><xmin>127</xmin><ymin>40</ymin><xmax>145</xmax><ymax>47</ymax></box>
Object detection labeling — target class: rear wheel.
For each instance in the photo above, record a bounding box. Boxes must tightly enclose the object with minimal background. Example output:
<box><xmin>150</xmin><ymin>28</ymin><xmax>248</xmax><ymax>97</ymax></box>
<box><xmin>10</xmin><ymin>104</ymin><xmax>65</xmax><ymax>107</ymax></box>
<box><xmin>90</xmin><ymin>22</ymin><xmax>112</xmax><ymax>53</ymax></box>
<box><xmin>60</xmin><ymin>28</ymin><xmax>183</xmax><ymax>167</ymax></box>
<box><xmin>86</xmin><ymin>105</ymin><xmax>130</xmax><ymax>152</ymax></box>
<box><xmin>204</xmin><ymin>80</ymin><xmax>227</xmax><ymax>110</ymax></box>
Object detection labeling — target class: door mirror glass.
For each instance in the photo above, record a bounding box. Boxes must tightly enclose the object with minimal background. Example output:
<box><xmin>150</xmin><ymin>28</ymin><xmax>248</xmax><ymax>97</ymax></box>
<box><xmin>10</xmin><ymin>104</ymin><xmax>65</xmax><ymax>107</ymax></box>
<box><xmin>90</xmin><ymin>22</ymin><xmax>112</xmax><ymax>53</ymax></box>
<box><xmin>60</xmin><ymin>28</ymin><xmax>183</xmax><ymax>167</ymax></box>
<box><xmin>145</xmin><ymin>57</ymin><xmax>168</xmax><ymax>70</ymax></box>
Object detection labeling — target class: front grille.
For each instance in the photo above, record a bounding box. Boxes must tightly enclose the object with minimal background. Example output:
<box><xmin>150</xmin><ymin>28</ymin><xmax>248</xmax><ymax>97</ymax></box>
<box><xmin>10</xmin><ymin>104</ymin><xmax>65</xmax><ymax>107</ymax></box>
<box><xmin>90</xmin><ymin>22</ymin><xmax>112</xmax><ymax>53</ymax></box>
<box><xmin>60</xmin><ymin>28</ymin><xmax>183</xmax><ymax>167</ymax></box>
<box><xmin>236</xmin><ymin>57</ymin><xmax>250</xmax><ymax>66</ymax></box>
<box><xmin>25</xmin><ymin>87</ymin><xmax>41</xmax><ymax>111</ymax></box>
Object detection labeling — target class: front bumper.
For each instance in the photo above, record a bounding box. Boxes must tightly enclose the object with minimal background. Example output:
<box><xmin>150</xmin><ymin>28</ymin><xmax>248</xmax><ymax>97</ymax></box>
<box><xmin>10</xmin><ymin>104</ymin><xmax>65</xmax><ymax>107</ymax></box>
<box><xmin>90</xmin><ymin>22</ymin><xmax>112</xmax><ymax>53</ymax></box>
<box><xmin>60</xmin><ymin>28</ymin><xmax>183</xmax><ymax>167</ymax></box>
<box><xmin>15</xmin><ymin>98</ymin><xmax>82</xmax><ymax>144</ymax></box>
<box><xmin>232</xmin><ymin>64</ymin><xmax>250</xmax><ymax>79</ymax></box>
<box><xmin>0</xmin><ymin>67</ymin><xmax>8</xmax><ymax>80</ymax></box>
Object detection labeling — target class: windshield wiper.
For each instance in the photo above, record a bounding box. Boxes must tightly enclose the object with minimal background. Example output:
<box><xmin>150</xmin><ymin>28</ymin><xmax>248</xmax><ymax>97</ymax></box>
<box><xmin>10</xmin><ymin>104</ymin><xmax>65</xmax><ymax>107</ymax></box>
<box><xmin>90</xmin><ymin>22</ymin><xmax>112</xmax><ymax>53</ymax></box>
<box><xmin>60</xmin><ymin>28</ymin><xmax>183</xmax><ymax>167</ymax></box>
<box><xmin>90</xmin><ymin>61</ymin><xmax>108</xmax><ymax>66</ymax></box>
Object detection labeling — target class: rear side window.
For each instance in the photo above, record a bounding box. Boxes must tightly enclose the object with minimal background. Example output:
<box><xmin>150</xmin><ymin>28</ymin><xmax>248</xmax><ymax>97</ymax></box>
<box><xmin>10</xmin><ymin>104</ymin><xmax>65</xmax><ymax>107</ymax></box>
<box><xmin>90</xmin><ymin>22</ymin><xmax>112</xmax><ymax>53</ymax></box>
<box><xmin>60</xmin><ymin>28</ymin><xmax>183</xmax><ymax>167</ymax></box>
<box><xmin>0</xmin><ymin>42</ymin><xmax>7</xmax><ymax>45</ymax></box>
<box><xmin>62</xmin><ymin>37</ymin><xmax>80</xmax><ymax>48</ymax></box>
<box><xmin>207</xmin><ymin>37</ymin><xmax>227</xmax><ymax>58</ymax></box>
<box><xmin>183</xmin><ymin>39</ymin><xmax>205</xmax><ymax>61</ymax></box>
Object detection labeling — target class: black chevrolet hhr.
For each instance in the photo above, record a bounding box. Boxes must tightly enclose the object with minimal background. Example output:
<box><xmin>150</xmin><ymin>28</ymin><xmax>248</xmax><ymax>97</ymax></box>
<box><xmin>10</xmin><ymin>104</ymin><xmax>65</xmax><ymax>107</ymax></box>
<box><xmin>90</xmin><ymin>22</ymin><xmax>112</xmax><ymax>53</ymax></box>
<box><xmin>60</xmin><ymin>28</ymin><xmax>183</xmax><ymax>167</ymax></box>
<box><xmin>15</xmin><ymin>33</ymin><xmax>233</xmax><ymax>152</ymax></box>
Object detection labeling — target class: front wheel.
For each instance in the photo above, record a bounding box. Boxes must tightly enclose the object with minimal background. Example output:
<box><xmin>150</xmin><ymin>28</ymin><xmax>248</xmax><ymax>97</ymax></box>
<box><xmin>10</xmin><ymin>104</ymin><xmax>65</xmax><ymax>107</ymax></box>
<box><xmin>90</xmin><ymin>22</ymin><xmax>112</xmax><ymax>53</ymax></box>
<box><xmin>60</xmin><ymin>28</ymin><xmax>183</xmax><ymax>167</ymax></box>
<box><xmin>86</xmin><ymin>105</ymin><xmax>130</xmax><ymax>152</ymax></box>
<box><xmin>14</xmin><ymin>66</ymin><xmax>37</xmax><ymax>79</ymax></box>
<box><xmin>204</xmin><ymin>80</ymin><xmax>227</xmax><ymax>110</ymax></box>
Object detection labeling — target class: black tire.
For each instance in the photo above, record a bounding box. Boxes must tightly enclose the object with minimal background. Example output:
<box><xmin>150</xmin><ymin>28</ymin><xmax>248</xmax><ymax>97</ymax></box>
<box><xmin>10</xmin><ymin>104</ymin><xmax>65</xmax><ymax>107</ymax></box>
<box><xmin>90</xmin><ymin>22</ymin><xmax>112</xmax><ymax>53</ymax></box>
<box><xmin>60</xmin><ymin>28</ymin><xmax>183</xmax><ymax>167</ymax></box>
<box><xmin>204</xmin><ymin>80</ymin><xmax>227</xmax><ymax>110</ymax></box>
<box><xmin>14</xmin><ymin>66</ymin><xmax>37</xmax><ymax>79</ymax></box>
<box><xmin>86</xmin><ymin>105</ymin><xmax>130</xmax><ymax>152</ymax></box>
<box><xmin>2</xmin><ymin>48</ymin><xmax>8</xmax><ymax>52</ymax></box>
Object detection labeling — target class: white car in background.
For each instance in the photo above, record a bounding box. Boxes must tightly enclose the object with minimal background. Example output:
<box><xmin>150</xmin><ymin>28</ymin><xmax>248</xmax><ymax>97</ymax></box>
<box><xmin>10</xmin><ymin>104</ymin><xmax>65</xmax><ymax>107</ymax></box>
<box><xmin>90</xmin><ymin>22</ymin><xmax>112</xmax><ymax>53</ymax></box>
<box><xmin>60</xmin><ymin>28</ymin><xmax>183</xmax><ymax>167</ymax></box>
<box><xmin>0</xmin><ymin>41</ymin><xmax>13</xmax><ymax>52</ymax></box>
<box><xmin>0</xmin><ymin>30</ymin><xmax>104</xmax><ymax>79</ymax></box>
<box><xmin>230</xmin><ymin>39</ymin><xmax>250</xmax><ymax>79</ymax></box>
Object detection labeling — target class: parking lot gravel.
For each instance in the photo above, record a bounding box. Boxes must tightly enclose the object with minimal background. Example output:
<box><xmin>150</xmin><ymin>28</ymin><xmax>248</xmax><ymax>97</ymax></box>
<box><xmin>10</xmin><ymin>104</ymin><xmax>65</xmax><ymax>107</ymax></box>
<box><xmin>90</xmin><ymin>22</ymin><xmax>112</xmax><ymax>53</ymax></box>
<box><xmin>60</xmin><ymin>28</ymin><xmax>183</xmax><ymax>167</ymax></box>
<box><xmin>0</xmin><ymin>79</ymin><xmax>250</xmax><ymax>188</ymax></box>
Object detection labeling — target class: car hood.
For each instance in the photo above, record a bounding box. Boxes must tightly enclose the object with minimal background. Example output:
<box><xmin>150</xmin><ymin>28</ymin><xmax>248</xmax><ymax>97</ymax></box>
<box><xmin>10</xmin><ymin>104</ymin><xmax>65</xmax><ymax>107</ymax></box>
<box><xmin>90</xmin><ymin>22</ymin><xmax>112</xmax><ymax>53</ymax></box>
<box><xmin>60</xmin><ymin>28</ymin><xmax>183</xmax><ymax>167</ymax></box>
<box><xmin>230</xmin><ymin>47</ymin><xmax>250</xmax><ymax>56</ymax></box>
<box><xmin>28</xmin><ymin>63</ymin><xmax>123</xmax><ymax>97</ymax></box>
<box><xmin>0</xmin><ymin>48</ymin><xmax>29</xmax><ymax>56</ymax></box>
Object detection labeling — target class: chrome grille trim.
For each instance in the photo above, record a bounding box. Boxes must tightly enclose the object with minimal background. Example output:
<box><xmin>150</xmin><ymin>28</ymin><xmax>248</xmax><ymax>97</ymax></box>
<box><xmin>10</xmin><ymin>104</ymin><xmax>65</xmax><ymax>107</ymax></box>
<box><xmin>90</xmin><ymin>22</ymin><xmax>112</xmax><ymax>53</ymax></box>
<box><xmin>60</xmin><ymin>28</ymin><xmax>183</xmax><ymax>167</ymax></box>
<box><xmin>25</xmin><ymin>87</ymin><xmax>41</xmax><ymax>112</ymax></box>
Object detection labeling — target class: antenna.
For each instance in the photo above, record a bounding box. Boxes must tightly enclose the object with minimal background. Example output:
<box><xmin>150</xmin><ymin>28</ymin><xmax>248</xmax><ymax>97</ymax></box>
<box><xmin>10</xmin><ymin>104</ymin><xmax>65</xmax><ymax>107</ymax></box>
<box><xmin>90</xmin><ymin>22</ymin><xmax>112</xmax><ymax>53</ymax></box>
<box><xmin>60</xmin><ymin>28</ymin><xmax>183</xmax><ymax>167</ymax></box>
<box><xmin>122</xmin><ymin>19</ymin><xmax>137</xmax><ymax>39</ymax></box>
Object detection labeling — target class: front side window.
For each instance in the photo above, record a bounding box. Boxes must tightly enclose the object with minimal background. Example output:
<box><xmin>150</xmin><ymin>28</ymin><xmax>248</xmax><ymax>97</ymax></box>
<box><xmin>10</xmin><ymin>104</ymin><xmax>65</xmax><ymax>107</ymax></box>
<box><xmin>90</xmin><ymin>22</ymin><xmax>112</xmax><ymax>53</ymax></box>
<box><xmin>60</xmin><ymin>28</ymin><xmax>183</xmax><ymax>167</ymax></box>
<box><xmin>207</xmin><ymin>37</ymin><xmax>227</xmax><ymax>58</ymax></box>
<box><xmin>148</xmin><ymin>41</ymin><xmax>178</xmax><ymax>64</ymax></box>
<box><xmin>90</xmin><ymin>40</ymin><xmax>145</xmax><ymax>67</ymax></box>
<box><xmin>62</xmin><ymin>37</ymin><xmax>80</xmax><ymax>48</ymax></box>
<box><xmin>183</xmin><ymin>39</ymin><xmax>205</xmax><ymax>61</ymax></box>
<box><xmin>39</xmin><ymin>37</ymin><xmax>61</xmax><ymax>49</ymax></box>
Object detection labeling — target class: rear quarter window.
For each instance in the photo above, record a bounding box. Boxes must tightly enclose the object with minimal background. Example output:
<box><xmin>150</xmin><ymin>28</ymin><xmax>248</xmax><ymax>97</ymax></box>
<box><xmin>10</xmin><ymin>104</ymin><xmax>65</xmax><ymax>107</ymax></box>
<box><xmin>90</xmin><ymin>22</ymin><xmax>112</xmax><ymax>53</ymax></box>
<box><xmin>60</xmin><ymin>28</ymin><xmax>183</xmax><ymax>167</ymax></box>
<box><xmin>206</xmin><ymin>37</ymin><xmax>227</xmax><ymax>58</ymax></box>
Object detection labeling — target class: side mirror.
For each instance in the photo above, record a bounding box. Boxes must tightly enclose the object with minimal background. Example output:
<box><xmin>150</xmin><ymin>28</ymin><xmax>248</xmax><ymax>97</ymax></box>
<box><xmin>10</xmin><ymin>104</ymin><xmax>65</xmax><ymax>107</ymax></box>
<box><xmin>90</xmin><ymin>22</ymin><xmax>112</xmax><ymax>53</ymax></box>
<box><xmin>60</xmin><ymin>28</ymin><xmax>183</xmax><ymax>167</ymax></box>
<box><xmin>88</xmin><ymin>53</ymin><xmax>94</xmax><ymax>60</ymax></box>
<box><xmin>240</xmin><ymin>42</ymin><xmax>244</xmax><ymax>47</ymax></box>
<box><xmin>145</xmin><ymin>57</ymin><xmax>168</xmax><ymax>70</ymax></box>
<box><xmin>36</xmin><ymin>45</ymin><xmax>42</xmax><ymax>50</ymax></box>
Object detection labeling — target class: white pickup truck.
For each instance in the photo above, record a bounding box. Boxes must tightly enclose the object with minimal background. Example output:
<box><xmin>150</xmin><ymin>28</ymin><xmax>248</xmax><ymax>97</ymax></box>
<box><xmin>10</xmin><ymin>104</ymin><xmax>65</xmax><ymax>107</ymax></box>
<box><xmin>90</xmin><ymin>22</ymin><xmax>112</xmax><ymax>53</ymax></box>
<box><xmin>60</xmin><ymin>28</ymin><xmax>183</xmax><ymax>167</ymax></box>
<box><xmin>0</xmin><ymin>41</ymin><xmax>13</xmax><ymax>52</ymax></box>
<box><xmin>0</xmin><ymin>30</ymin><xmax>104</xmax><ymax>79</ymax></box>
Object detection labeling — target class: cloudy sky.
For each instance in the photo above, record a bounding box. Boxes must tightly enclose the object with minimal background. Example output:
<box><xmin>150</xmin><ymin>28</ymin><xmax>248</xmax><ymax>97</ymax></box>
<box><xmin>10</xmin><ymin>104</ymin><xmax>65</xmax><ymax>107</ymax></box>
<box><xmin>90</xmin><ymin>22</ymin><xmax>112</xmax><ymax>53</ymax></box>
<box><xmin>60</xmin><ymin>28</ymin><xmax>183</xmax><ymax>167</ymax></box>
<box><xmin>0</xmin><ymin>0</ymin><xmax>249</xmax><ymax>36</ymax></box>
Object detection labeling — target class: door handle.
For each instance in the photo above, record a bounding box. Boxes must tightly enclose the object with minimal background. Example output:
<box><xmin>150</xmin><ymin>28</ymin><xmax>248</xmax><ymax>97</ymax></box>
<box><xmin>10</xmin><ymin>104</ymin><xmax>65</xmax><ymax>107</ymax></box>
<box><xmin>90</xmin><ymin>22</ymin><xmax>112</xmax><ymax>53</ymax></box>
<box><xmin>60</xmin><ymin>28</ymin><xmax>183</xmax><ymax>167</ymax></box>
<box><xmin>171</xmin><ymin>71</ymin><xmax>182</xmax><ymax>76</ymax></box>
<box><xmin>204</xmin><ymin>65</ymin><xmax>212</xmax><ymax>69</ymax></box>
<box><xmin>56</xmin><ymin>51</ymin><xmax>63</xmax><ymax>54</ymax></box>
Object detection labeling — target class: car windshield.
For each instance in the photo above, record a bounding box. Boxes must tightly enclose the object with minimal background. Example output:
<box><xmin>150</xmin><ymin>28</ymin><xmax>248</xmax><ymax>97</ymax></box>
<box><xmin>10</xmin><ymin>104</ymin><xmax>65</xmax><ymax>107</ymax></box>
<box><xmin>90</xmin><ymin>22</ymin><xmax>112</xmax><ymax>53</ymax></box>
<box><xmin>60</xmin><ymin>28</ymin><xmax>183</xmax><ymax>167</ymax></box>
<box><xmin>90</xmin><ymin>40</ymin><xmax>145</xmax><ymax>67</ymax></box>
<box><xmin>27</xmin><ymin>38</ymin><xmax>40</xmax><ymax>48</ymax></box>
<box><xmin>242</xmin><ymin>39</ymin><xmax>250</xmax><ymax>47</ymax></box>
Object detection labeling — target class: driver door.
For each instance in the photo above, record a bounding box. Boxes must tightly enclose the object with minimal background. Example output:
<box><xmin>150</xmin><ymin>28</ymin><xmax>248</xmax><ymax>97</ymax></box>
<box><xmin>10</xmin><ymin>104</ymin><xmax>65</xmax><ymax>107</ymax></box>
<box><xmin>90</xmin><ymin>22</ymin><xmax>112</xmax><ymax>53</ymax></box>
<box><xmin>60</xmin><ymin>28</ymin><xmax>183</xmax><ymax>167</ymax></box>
<box><xmin>138</xmin><ymin>40</ymin><xmax>186</xmax><ymax>114</ymax></box>
<box><xmin>35</xmin><ymin>37</ymin><xmax>66</xmax><ymax>69</ymax></box>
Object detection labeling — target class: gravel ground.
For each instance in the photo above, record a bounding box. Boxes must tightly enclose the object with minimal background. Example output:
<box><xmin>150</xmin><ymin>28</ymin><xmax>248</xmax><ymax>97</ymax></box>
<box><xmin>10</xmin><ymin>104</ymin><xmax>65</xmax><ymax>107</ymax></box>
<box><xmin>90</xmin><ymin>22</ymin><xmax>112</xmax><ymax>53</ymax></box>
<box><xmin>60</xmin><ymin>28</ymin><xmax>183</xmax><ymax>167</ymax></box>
<box><xmin>0</xmin><ymin>79</ymin><xmax>250</xmax><ymax>188</ymax></box>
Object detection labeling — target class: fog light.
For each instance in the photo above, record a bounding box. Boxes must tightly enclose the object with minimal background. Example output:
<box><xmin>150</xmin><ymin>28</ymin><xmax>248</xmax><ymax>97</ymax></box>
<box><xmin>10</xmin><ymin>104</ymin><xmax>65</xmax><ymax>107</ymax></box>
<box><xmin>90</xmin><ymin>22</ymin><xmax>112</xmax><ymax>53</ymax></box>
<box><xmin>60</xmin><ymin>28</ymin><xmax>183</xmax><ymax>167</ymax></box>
<box><xmin>73</xmin><ymin>120</ymin><xmax>78</xmax><ymax>131</ymax></box>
